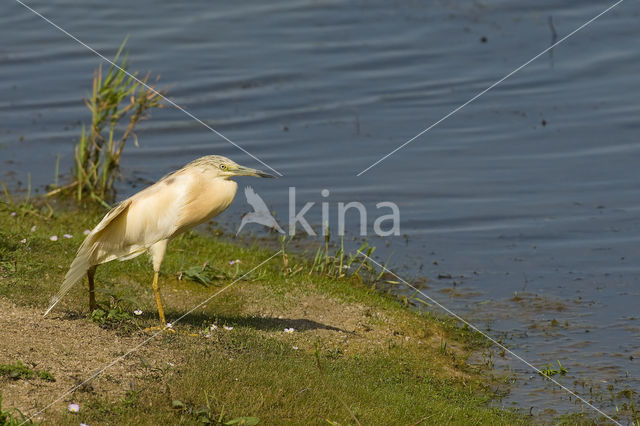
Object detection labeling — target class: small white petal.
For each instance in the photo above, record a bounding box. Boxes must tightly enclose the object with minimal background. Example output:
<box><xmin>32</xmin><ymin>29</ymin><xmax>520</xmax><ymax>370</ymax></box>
<box><xmin>20</xmin><ymin>238</ymin><xmax>26</xmax><ymax>243</ymax></box>
<box><xmin>67</xmin><ymin>403</ymin><xmax>79</xmax><ymax>413</ymax></box>
<box><xmin>284</xmin><ymin>328</ymin><xmax>294</xmax><ymax>334</ymax></box>
<box><xmin>292</xmin><ymin>346</ymin><xmax>299</xmax><ymax>350</ymax></box>
<box><xmin>49</xmin><ymin>235</ymin><xmax>58</xmax><ymax>241</ymax></box>
<box><xmin>133</xmin><ymin>310</ymin><xmax>142</xmax><ymax>316</ymax></box>
<box><xmin>83</xmin><ymin>229</ymin><xmax>91</xmax><ymax>235</ymax></box>
<box><xmin>209</xmin><ymin>324</ymin><xmax>218</xmax><ymax>330</ymax></box>
<box><xmin>10</xmin><ymin>212</ymin><xmax>16</xmax><ymax>217</ymax></box>
<box><xmin>223</xmin><ymin>326</ymin><xmax>233</xmax><ymax>331</ymax></box>
<box><xmin>165</xmin><ymin>323</ymin><xmax>173</xmax><ymax>329</ymax></box>
<box><xmin>30</xmin><ymin>225</ymin><xmax>37</xmax><ymax>232</ymax></box>
<box><xmin>63</xmin><ymin>234</ymin><xmax>73</xmax><ymax>239</ymax></box>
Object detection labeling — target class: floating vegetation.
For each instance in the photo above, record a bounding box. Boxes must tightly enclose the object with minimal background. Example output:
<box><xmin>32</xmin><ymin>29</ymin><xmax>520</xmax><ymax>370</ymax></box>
<box><xmin>538</xmin><ymin>360</ymin><xmax>568</xmax><ymax>379</ymax></box>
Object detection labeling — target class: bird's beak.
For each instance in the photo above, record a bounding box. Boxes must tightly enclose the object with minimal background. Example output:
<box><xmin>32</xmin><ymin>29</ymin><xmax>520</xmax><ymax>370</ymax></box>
<box><xmin>233</xmin><ymin>165</ymin><xmax>276</xmax><ymax>178</ymax></box>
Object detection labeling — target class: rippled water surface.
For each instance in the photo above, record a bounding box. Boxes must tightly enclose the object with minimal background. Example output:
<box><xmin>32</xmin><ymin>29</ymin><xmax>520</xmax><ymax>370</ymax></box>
<box><xmin>2</xmin><ymin>0</ymin><xmax>639</xmax><ymax>419</ymax></box>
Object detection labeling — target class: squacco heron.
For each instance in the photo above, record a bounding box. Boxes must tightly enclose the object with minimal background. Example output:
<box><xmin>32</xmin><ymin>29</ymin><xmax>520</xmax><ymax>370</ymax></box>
<box><xmin>44</xmin><ymin>155</ymin><xmax>274</xmax><ymax>325</ymax></box>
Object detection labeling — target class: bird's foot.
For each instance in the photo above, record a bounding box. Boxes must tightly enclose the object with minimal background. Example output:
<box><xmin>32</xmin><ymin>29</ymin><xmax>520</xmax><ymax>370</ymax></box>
<box><xmin>143</xmin><ymin>323</ymin><xmax>176</xmax><ymax>334</ymax></box>
<box><xmin>142</xmin><ymin>324</ymin><xmax>198</xmax><ymax>337</ymax></box>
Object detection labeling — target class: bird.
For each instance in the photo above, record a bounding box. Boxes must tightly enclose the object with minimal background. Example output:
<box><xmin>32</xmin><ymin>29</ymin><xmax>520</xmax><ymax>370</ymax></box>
<box><xmin>44</xmin><ymin>155</ymin><xmax>275</xmax><ymax>326</ymax></box>
<box><xmin>236</xmin><ymin>186</ymin><xmax>285</xmax><ymax>235</ymax></box>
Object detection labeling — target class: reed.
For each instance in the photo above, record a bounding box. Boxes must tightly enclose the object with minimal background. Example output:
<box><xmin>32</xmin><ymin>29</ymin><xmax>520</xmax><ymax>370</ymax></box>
<box><xmin>70</xmin><ymin>38</ymin><xmax>164</xmax><ymax>203</ymax></box>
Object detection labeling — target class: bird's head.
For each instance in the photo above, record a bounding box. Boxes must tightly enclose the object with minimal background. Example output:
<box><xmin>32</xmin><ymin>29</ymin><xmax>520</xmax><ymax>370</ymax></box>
<box><xmin>189</xmin><ymin>155</ymin><xmax>275</xmax><ymax>179</ymax></box>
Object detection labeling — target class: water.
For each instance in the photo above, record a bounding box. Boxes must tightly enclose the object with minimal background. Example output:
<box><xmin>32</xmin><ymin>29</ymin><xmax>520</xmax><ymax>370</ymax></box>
<box><xmin>2</xmin><ymin>0</ymin><xmax>639</xmax><ymax>420</ymax></box>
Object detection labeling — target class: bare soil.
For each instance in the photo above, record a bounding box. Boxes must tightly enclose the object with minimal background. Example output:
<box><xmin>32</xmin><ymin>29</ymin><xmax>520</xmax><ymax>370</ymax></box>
<box><xmin>0</xmin><ymin>298</ymin><xmax>180</xmax><ymax>422</ymax></box>
<box><xmin>0</xmin><ymin>288</ymin><xmax>456</xmax><ymax>423</ymax></box>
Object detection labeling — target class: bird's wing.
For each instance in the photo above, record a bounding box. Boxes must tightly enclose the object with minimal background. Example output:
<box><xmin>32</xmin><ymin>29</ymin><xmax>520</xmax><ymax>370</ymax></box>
<box><xmin>244</xmin><ymin>186</ymin><xmax>270</xmax><ymax>213</ymax></box>
<box><xmin>88</xmin><ymin>199</ymin><xmax>133</xmax><ymax>244</ymax></box>
<box><xmin>45</xmin><ymin>168</ymin><xmax>237</xmax><ymax>316</ymax></box>
<box><xmin>44</xmin><ymin>199</ymin><xmax>134</xmax><ymax>315</ymax></box>
<box><xmin>44</xmin><ymin>176</ymin><xmax>186</xmax><ymax>316</ymax></box>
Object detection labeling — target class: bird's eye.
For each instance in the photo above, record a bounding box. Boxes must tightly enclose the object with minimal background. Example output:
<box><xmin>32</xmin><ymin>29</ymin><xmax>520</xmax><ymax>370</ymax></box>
<box><xmin>219</xmin><ymin>164</ymin><xmax>227</xmax><ymax>170</ymax></box>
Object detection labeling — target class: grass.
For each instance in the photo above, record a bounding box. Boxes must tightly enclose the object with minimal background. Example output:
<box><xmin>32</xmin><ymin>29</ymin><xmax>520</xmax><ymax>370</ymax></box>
<box><xmin>0</xmin><ymin>394</ymin><xmax>34</xmax><ymax>426</ymax></box>
<box><xmin>0</xmin><ymin>361</ymin><xmax>55</xmax><ymax>383</ymax></box>
<box><xmin>0</xmin><ymin>200</ymin><xmax>551</xmax><ymax>425</ymax></box>
<box><xmin>0</xmin><ymin>361</ymin><xmax>36</xmax><ymax>381</ymax></box>
<box><xmin>1</xmin><ymin>177</ymin><xmax>53</xmax><ymax>221</ymax></box>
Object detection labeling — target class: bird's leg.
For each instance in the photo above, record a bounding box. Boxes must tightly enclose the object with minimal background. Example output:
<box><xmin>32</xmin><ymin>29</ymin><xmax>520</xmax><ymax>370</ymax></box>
<box><xmin>144</xmin><ymin>239</ymin><xmax>173</xmax><ymax>330</ymax></box>
<box><xmin>144</xmin><ymin>270</ymin><xmax>174</xmax><ymax>333</ymax></box>
<box><xmin>143</xmin><ymin>240</ymin><xmax>197</xmax><ymax>336</ymax></box>
<box><xmin>152</xmin><ymin>270</ymin><xmax>166</xmax><ymax>326</ymax></box>
<box><xmin>87</xmin><ymin>266</ymin><xmax>97</xmax><ymax>312</ymax></box>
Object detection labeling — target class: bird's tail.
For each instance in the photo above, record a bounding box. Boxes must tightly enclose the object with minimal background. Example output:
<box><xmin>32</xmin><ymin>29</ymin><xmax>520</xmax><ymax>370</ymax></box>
<box><xmin>44</xmin><ymin>199</ymin><xmax>132</xmax><ymax>316</ymax></box>
<box><xmin>43</xmin><ymin>243</ymin><xmax>92</xmax><ymax>316</ymax></box>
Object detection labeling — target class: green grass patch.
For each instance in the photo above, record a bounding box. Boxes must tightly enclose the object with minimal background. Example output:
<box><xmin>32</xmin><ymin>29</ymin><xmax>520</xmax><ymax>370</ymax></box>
<box><xmin>0</xmin><ymin>361</ymin><xmax>54</xmax><ymax>382</ymax></box>
<box><xmin>0</xmin><ymin>394</ymin><xmax>35</xmax><ymax>426</ymax></box>
<box><xmin>0</xmin><ymin>361</ymin><xmax>34</xmax><ymax>381</ymax></box>
<box><xmin>0</xmin><ymin>200</ymin><xmax>534</xmax><ymax>425</ymax></box>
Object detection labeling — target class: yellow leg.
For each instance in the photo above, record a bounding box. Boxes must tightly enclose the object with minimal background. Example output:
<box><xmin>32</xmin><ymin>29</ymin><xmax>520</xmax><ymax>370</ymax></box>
<box><xmin>144</xmin><ymin>239</ymin><xmax>194</xmax><ymax>334</ymax></box>
<box><xmin>152</xmin><ymin>271</ymin><xmax>166</xmax><ymax>325</ymax></box>
<box><xmin>145</xmin><ymin>273</ymin><xmax>195</xmax><ymax>336</ymax></box>
<box><xmin>144</xmin><ymin>271</ymin><xmax>176</xmax><ymax>333</ymax></box>
<box><xmin>144</xmin><ymin>272</ymin><xmax>197</xmax><ymax>337</ymax></box>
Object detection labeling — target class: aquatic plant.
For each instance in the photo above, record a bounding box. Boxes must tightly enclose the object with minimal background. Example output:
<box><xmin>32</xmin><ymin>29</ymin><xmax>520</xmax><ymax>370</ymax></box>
<box><xmin>51</xmin><ymin>38</ymin><xmax>164</xmax><ymax>204</ymax></box>
<box><xmin>538</xmin><ymin>360</ymin><xmax>568</xmax><ymax>379</ymax></box>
